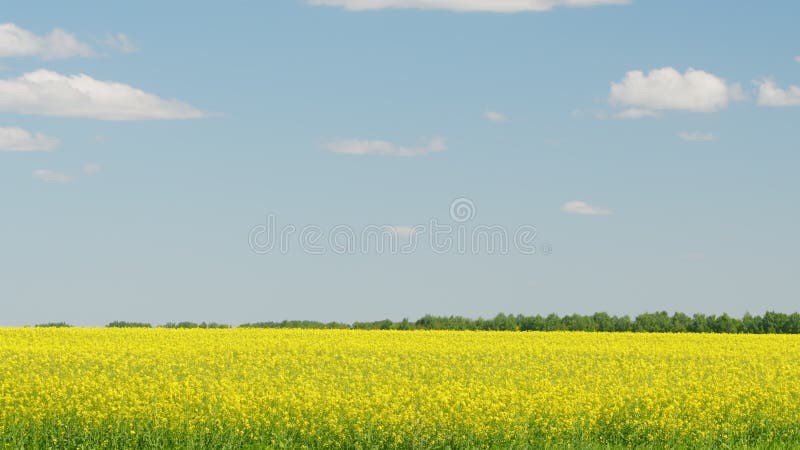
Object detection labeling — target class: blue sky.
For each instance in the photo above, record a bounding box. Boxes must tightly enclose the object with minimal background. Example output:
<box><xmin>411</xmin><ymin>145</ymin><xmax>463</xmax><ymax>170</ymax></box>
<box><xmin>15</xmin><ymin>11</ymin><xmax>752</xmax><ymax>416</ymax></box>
<box><xmin>1</xmin><ymin>0</ymin><xmax>799</xmax><ymax>326</ymax></box>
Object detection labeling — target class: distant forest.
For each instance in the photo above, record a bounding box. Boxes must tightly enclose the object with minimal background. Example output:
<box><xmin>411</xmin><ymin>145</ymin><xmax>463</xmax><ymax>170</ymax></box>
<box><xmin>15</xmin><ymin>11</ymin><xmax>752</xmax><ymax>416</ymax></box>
<box><xmin>32</xmin><ymin>311</ymin><xmax>800</xmax><ymax>333</ymax></box>
<box><xmin>241</xmin><ymin>312</ymin><xmax>800</xmax><ymax>333</ymax></box>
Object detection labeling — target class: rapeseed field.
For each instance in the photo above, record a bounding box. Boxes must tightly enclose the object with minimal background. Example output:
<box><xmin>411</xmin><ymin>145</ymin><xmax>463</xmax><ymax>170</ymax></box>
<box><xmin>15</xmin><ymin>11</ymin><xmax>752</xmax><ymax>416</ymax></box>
<box><xmin>0</xmin><ymin>329</ymin><xmax>798</xmax><ymax>448</ymax></box>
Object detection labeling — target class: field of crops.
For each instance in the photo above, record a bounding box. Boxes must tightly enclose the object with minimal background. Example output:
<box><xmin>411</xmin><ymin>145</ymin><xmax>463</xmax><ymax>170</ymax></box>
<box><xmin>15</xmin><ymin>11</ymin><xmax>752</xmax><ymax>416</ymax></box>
<box><xmin>1</xmin><ymin>329</ymin><xmax>799</xmax><ymax>448</ymax></box>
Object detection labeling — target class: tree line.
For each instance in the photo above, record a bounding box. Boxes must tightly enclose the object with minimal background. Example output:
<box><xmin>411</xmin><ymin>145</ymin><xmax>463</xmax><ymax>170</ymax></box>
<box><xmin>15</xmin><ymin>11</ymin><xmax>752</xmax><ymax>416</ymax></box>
<box><xmin>31</xmin><ymin>311</ymin><xmax>800</xmax><ymax>333</ymax></box>
<box><xmin>242</xmin><ymin>311</ymin><xmax>800</xmax><ymax>333</ymax></box>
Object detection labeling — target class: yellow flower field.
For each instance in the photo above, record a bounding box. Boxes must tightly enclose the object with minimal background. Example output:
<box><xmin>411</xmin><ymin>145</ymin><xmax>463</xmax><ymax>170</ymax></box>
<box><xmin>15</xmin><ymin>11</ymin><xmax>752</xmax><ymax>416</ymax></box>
<box><xmin>1</xmin><ymin>329</ymin><xmax>798</xmax><ymax>448</ymax></box>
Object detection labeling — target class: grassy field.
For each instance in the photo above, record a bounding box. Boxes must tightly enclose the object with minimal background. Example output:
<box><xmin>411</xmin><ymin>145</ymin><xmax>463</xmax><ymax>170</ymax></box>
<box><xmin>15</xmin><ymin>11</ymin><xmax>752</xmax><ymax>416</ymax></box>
<box><xmin>1</xmin><ymin>329</ymin><xmax>799</xmax><ymax>449</ymax></box>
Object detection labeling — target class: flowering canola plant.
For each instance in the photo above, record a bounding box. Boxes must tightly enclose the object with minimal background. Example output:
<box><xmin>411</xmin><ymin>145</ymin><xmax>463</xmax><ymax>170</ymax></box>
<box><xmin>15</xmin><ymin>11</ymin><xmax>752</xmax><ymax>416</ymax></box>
<box><xmin>0</xmin><ymin>329</ymin><xmax>798</xmax><ymax>448</ymax></box>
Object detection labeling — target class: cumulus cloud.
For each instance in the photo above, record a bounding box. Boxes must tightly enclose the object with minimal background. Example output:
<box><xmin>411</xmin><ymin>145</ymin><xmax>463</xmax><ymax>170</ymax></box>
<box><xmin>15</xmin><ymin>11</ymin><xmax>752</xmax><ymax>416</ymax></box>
<box><xmin>613</xmin><ymin>108</ymin><xmax>658</xmax><ymax>119</ymax></box>
<box><xmin>307</xmin><ymin>0</ymin><xmax>629</xmax><ymax>12</ymax></box>
<box><xmin>83</xmin><ymin>163</ymin><xmax>102</xmax><ymax>174</ymax></box>
<box><xmin>561</xmin><ymin>200</ymin><xmax>612</xmax><ymax>216</ymax></box>
<box><xmin>103</xmin><ymin>33</ymin><xmax>137</xmax><ymax>53</ymax></box>
<box><xmin>678</xmin><ymin>131</ymin><xmax>714</xmax><ymax>142</ymax></box>
<box><xmin>0</xmin><ymin>70</ymin><xmax>207</xmax><ymax>120</ymax></box>
<box><xmin>33</xmin><ymin>169</ymin><xmax>73</xmax><ymax>183</ymax></box>
<box><xmin>0</xmin><ymin>126</ymin><xmax>59</xmax><ymax>151</ymax></box>
<box><xmin>0</xmin><ymin>23</ymin><xmax>93</xmax><ymax>59</ymax></box>
<box><xmin>795</xmin><ymin>56</ymin><xmax>800</xmax><ymax>63</ymax></box>
<box><xmin>609</xmin><ymin>67</ymin><xmax>742</xmax><ymax>115</ymax></box>
<box><xmin>483</xmin><ymin>111</ymin><xmax>508</xmax><ymax>123</ymax></box>
<box><xmin>325</xmin><ymin>136</ymin><xmax>445</xmax><ymax>156</ymax></box>
<box><xmin>755</xmin><ymin>79</ymin><xmax>800</xmax><ymax>107</ymax></box>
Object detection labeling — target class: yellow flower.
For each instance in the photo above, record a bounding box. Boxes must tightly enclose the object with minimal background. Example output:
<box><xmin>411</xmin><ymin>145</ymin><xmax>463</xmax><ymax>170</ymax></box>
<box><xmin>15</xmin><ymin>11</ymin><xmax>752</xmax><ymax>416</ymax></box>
<box><xmin>0</xmin><ymin>328</ymin><xmax>797</xmax><ymax>447</ymax></box>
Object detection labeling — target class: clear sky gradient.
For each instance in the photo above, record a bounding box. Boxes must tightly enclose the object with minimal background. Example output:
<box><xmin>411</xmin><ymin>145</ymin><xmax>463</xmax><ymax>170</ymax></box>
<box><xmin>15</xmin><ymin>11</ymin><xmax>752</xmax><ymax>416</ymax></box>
<box><xmin>2</xmin><ymin>1</ymin><xmax>799</xmax><ymax>326</ymax></box>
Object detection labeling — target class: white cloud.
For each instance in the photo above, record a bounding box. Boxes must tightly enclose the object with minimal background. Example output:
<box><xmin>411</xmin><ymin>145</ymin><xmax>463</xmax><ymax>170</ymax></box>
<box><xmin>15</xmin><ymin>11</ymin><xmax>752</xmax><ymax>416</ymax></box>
<box><xmin>755</xmin><ymin>79</ymin><xmax>800</xmax><ymax>107</ymax></box>
<box><xmin>0</xmin><ymin>23</ymin><xmax>93</xmax><ymax>60</ymax></box>
<box><xmin>0</xmin><ymin>126</ymin><xmax>59</xmax><ymax>151</ymax></box>
<box><xmin>325</xmin><ymin>136</ymin><xmax>445</xmax><ymax>156</ymax></box>
<box><xmin>681</xmin><ymin>252</ymin><xmax>706</xmax><ymax>261</ymax></box>
<box><xmin>83</xmin><ymin>163</ymin><xmax>102</xmax><ymax>174</ymax></box>
<box><xmin>610</xmin><ymin>67</ymin><xmax>742</xmax><ymax>114</ymax></box>
<box><xmin>103</xmin><ymin>33</ymin><xmax>137</xmax><ymax>53</ymax></box>
<box><xmin>483</xmin><ymin>110</ymin><xmax>508</xmax><ymax>123</ymax></box>
<box><xmin>678</xmin><ymin>131</ymin><xmax>714</xmax><ymax>142</ymax></box>
<box><xmin>795</xmin><ymin>56</ymin><xmax>800</xmax><ymax>64</ymax></box>
<box><xmin>384</xmin><ymin>225</ymin><xmax>418</xmax><ymax>238</ymax></box>
<box><xmin>613</xmin><ymin>108</ymin><xmax>658</xmax><ymax>119</ymax></box>
<box><xmin>561</xmin><ymin>200</ymin><xmax>612</xmax><ymax>216</ymax></box>
<box><xmin>33</xmin><ymin>169</ymin><xmax>73</xmax><ymax>183</ymax></box>
<box><xmin>0</xmin><ymin>70</ymin><xmax>207</xmax><ymax>120</ymax></box>
<box><xmin>307</xmin><ymin>0</ymin><xmax>630</xmax><ymax>12</ymax></box>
